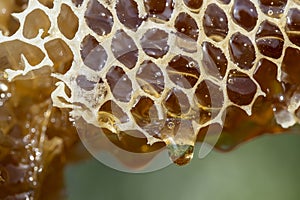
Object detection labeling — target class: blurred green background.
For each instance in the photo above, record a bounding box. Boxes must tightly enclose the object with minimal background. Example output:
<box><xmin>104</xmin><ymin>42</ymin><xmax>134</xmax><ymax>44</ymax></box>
<box><xmin>65</xmin><ymin>130</ymin><xmax>300</xmax><ymax>200</ymax></box>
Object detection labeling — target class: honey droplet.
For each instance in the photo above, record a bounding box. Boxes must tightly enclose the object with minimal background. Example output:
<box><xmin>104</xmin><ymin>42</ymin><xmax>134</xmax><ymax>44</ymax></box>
<box><xmin>167</xmin><ymin>144</ymin><xmax>194</xmax><ymax>166</ymax></box>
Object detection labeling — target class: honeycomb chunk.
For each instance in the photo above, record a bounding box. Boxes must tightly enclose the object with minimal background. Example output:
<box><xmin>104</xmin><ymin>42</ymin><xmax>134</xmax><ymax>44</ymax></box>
<box><xmin>1</xmin><ymin>1</ymin><xmax>300</xmax><ymax>197</ymax></box>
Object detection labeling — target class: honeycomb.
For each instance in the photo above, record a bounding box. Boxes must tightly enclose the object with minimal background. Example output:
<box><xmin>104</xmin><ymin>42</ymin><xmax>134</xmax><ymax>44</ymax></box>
<box><xmin>0</xmin><ymin>0</ymin><xmax>300</xmax><ymax>198</ymax></box>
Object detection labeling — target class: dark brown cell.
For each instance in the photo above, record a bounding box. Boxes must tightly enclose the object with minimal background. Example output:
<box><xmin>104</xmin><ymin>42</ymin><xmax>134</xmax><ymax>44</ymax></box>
<box><xmin>183</xmin><ymin>0</ymin><xmax>203</xmax><ymax>11</ymax></box>
<box><xmin>44</xmin><ymin>39</ymin><xmax>73</xmax><ymax>74</ymax></box>
<box><xmin>57</xmin><ymin>4</ymin><xmax>79</xmax><ymax>39</ymax></box>
<box><xmin>253</xmin><ymin>59</ymin><xmax>283</xmax><ymax>97</ymax></box>
<box><xmin>227</xmin><ymin>70</ymin><xmax>257</xmax><ymax>105</ymax></box>
<box><xmin>0</xmin><ymin>0</ymin><xmax>27</xmax><ymax>35</ymax></box>
<box><xmin>136</xmin><ymin>60</ymin><xmax>165</xmax><ymax>97</ymax></box>
<box><xmin>281</xmin><ymin>47</ymin><xmax>300</xmax><ymax>84</ymax></box>
<box><xmin>202</xmin><ymin>42</ymin><xmax>228</xmax><ymax>80</ymax></box>
<box><xmin>163</xmin><ymin>88</ymin><xmax>190</xmax><ymax>116</ymax></box>
<box><xmin>218</xmin><ymin>0</ymin><xmax>231</xmax><ymax>4</ymax></box>
<box><xmin>1</xmin><ymin>16</ymin><xmax>20</xmax><ymax>37</ymax></box>
<box><xmin>131</xmin><ymin>96</ymin><xmax>158</xmax><ymax>128</ymax></box>
<box><xmin>106</xmin><ymin>66</ymin><xmax>133</xmax><ymax>102</ymax></box>
<box><xmin>144</xmin><ymin>0</ymin><xmax>174</xmax><ymax>21</ymax></box>
<box><xmin>15</xmin><ymin>0</ymin><xmax>29</xmax><ymax>11</ymax></box>
<box><xmin>23</xmin><ymin>9</ymin><xmax>50</xmax><ymax>39</ymax></box>
<box><xmin>0</xmin><ymin>40</ymin><xmax>45</xmax><ymax>71</ymax></box>
<box><xmin>111</xmin><ymin>29</ymin><xmax>138</xmax><ymax>69</ymax></box>
<box><xmin>130</xmin><ymin>97</ymin><xmax>165</xmax><ymax>139</ymax></box>
<box><xmin>140</xmin><ymin>28</ymin><xmax>169</xmax><ymax>59</ymax></box>
<box><xmin>286</xmin><ymin>8</ymin><xmax>300</xmax><ymax>47</ymax></box>
<box><xmin>255</xmin><ymin>20</ymin><xmax>284</xmax><ymax>59</ymax></box>
<box><xmin>195</xmin><ymin>80</ymin><xmax>224</xmax><ymax>109</ymax></box>
<box><xmin>229</xmin><ymin>32</ymin><xmax>256</xmax><ymax>70</ymax></box>
<box><xmin>203</xmin><ymin>4</ymin><xmax>229</xmax><ymax>42</ymax></box>
<box><xmin>116</xmin><ymin>0</ymin><xmax>143</xmax><ymax>31</ymax></box>
<box><xmin>38</xmin><ymin>0</ymin><xmax>54</xmax><ymax>8</ymax></box>
<box><xmin>99</xmin><ymin>100</ymin><xmax>129</xmax><ymax>123</ymax></box>
<box><xmin>232</xmin><ymin>0</ymin><xmax>258</xmax><ymax>31</ymax></box>
<box><xmin>258</xmin><ymin>0</ymin><xmax>287</xmax><ymax>18</ymax></box>
<box><xmin>175</xmin><ymin>12</ymin><xmax>199</xmax><ymax>41</ymax></box>
<box><xmin>76</xmin><ymin>75</ymin><xmax>96</xmax><ymax>91</ymax></box>
<box><xmin>167</xmin><ymin>55</ymin><xmax>200</xmax><ymax>89</ymax></box>
<box><xmin>195</xmin><ymin>80</ymin><xmax>224</xmax><ymax>124</ymax></box>
<box><xmin>80</xmin><ymin>35</ymin><xmax>107</xmax><ymax>71</ymax></box>
<box><xmin>72</xmin><ymin>0</ymin><xmax>83</xmax><ymax>7</ymax></box>
<box><xmin>84</xmin><ymin>0</ymin><xmax>114</xmax><ymax>36</ymax></box>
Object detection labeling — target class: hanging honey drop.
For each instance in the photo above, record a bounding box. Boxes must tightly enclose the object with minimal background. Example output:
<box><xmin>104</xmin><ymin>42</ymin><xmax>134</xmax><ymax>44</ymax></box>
<box><xmin>167</xmin><ymin>144</ymin><xmax>194</xmax><ymax>166</ymax></box>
